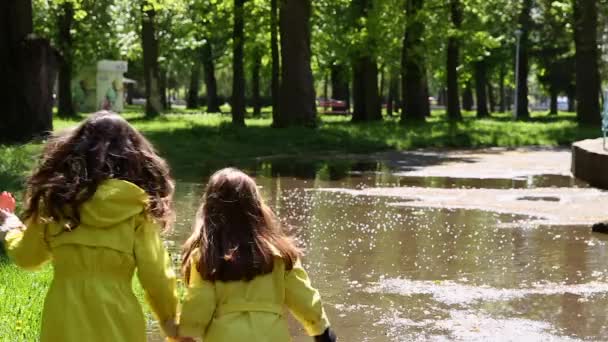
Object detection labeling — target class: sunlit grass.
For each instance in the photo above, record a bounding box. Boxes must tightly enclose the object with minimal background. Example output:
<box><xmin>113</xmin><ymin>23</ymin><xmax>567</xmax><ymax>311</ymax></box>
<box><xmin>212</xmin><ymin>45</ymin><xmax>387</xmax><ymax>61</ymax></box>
<box><xmin>0</xmin><ymin>256</ymin><xmax>50</xmax><ymax>341</ymax></box>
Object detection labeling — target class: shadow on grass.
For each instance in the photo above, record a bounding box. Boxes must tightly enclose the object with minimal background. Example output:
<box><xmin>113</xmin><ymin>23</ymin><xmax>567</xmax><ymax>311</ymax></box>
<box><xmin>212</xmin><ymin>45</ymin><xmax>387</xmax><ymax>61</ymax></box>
<box><xmin>138</xmin><ymin>115</ymin><xmax>597</xmax><ymax>182</ymax></box>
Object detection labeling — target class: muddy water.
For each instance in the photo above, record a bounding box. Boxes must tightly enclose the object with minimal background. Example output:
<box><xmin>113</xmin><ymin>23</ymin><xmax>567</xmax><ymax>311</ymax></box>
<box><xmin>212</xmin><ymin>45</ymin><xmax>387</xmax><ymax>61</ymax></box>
<box><xmin>153</xmin><ymin>159</ymin><xmax>608</xmax><ymax>341</ymax></box>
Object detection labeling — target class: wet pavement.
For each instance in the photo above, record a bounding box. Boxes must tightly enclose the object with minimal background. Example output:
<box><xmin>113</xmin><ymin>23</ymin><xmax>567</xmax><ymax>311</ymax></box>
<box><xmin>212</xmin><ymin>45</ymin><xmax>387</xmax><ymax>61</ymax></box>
<box><xmin>152</xmin><ymin>149</ymin><xmax>608</xmax><ymax>341</ymax></box>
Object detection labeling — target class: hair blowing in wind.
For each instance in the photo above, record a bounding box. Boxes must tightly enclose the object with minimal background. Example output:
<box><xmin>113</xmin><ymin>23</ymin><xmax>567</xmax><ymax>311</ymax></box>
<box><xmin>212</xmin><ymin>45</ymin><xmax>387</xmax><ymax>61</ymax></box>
<box><xmin>23</xmin><ymin>111</ymin><xmax>174</xmax><ymax>230</ymax></box>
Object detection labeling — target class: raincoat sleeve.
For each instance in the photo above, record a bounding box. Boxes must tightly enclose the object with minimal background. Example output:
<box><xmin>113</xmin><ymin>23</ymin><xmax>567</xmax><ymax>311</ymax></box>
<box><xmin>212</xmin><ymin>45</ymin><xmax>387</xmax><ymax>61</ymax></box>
<box><xmin>134</xmin><ymin>217</ymin><xmax>178</xmax><ymax>337</ymax></box>
<box><xmin>4</xmin><ymin>214</ymin><xmax>51</xmax><ymax>270</ymax></box>
<box><xmin>285</xmin><ymin>259</ymin><xmax>331</xmax><ymax>336</ymax></box>
<box><xmin>178</xmin><ymin>253</ymin><xmax>217</xmax><ymax>338</ymax></box>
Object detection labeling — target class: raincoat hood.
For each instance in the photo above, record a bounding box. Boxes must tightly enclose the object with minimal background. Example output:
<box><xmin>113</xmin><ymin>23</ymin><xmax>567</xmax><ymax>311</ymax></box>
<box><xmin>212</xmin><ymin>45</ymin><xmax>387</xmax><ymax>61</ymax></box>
<box><xmin>78</xmin><ymin>179</ymin><xmax>148</xmax><ymax>228</ymax></box>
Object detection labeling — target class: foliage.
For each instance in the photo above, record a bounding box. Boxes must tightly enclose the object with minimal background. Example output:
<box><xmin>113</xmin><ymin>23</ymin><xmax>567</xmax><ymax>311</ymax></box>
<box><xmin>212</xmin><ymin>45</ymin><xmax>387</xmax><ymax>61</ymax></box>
<box><xmin>27</xmin><ymin>0</ymin><xmax>608</xmax><ymax>119</ymax></box>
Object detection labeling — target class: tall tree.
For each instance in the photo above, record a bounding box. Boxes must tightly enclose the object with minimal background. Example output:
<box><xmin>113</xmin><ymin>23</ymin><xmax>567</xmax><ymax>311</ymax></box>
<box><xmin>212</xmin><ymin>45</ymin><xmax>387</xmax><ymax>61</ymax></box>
<box><xmin>56</xmin><ymin>1</ymin><xmax>75</xmax><ymax>117</ymax></box>
<box><xmin>187</xmin><ymin>48</ymin><xmax>201</xmax><ymax>109</ymax></box>
<box><xmin>351</xmin><ymin>0</ymin><xmax>381</xmax><ymax>122</ymax></box>
<box><xmin>498</xmin><ymin>65</ymin><xmax>506</xmax><ymax>112</ymax></box>
<box><xmin>331</xmin><ymin>63</ymin><xmax>350</xmax><ymax>111</ymax></box>
<box><xmin>202</xmin><ymin>41</ymin><xmax>221</xmax><ymax>113</ymax></box>
<box><xmin>387</xmin><ymin>75</ymin><xmax>398</xmax><ymax>116</ymax></box>
<box><xmin>159</xmin><ymin>68</ymin><xmax>169</xmax><ymax>110</ymax></box>
<box><xmin>0</xmin><ymin>0</ymin><xmax>57</xmax><ymax>143</ymax></box>
<box><xmin>276</xmin><ymin>0</ymin><xmax>317</xmax><ymax>127</ymax></box>
<box><xmin>462</xmin><ymin>81</ymin><xmax>473</xmax><ymax>111</ymax></box>
<box><xmin>447</xmin><ymin>0</ymin><xmax>462</xmax><ymax>120</ymax></box>
<box><xmin>251</xmin><ymin>46</ymin><xmax>262</xmax><ymax>117</ymax></box>
<box><xmin>487</xmin><ymin>81</ymin><xmax>495</xmax><ymax>113</ymax></box>
<box><xmin>515</xmin><ymin>0</ymin><xmax>532</xmax><ymax>120</ymax></box>
<box><xmin>270</xmin><ymin>0</ymin><xmax>280</xmax><ymax>122</ymax></box>
<box><xmin>475</xmin><ymin>60</ymin><xmax>489</xmax><ymax>117</ymax></box>
<box><xmin>232</xmin><ymin>0</ymin><xmax>246</xmax><ymax>126</ymax></box>
<box><xmin>401</xmin><ymin>0</ymin><xmax>430</xmax><ymax>122</ymax></box>
<box><xmin>572</xmin><ymin>0</ymin><xmax>600</xmax><ymax>125</ymax></box>
<box><xmin>141</xmin><ymin>2</ymin><xmax>163</xmax><ymax>117</ymax></box>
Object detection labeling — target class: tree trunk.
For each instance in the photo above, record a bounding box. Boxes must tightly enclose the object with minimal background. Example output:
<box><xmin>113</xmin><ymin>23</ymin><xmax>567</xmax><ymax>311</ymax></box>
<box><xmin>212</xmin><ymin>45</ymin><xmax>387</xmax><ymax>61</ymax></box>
<box><xmin>401</xmin><ymin>0</ymin><xmax>429</xmax><ymax>122</ymax></box>
<box><xmin>438</xmin><ymin>88</ymin><xmax>446</xmax><ymax>106</ymax></box>
<box><xmin>446</xmin><ymin>0</ymin><xmax>462</xmax><ymax>120</ymax></box>
<box><xmin>331</xmin><ymin>63</ymin><xmax>349</xmax><ymax>111</ymax></box>
<box><xmin>351</xmin><ymin>0</ymin><xmax>381</xmax><ymax>122</ymax></box>
<box><xmin>0</xmin><ymin>0</ymin><xmax>57</xmax><ymax>143</ymax></box>
<box><xmin>277</xmin><ymin>0</ymin><xmax>316</xmax><ymax>127</ymax></box>
<box><xmin>270</xmin><ymin>0</ymin><xmax>280</xmax><ymax>124</ymax></box>
<box><xmin>231</xmin><ymin>0</ymin><xmax>246</xmax><ymax>126</ymax></box>
<box><xmin>159</xmin><ymin>68</ymin><xmax>169</xmax><ymax>110</ymax></box>
<box><xmin>142</xmin><ymin>5</ymin><xmax>162</xmax><ymax>117</ymax></box>
<box><xmin>567</xmin><ymin>87</ymin><xmax>576</xmax><ymax>112</ymax></box>
<box><xmin>202</xmin><ymin>41</ymin><xmax>221</xmax><ymax>113</ymax></box>
<box><xmin>252</xmin><ymin>47</ymin><xmax>262</xmax><ymax>117</ymax></box>
<box><xmin>187</xmin><ymin>54</ymin><xmax>201</xmax><ymax>109</ymax></box>
<box><xmin>387</xmin><ymin>76</ymin><xmax>398</xmax><ymax>116</ymax></box>
<box><xmin>516</xmin><ymin>0</ymin><xmax>532</xmax><ymax>120</ymax></box>
<box><xmin>323</xmin><ymin>72</ymin><xmax>329</xmax><ymax>101</ymax></box>
<box><xmin>462</xmin><ymin>81</ymin><xmax>473</xmax><ymax>111</ymax></box>
<box><xmin>423</xmin><ymin>72</ymin><xmax>431</xmax><ymax>117</ymax></box>
<box><xmin>499</xmin><ymin>66</ymin><xmax>506</xmax><ymax>112</ymax></box>
<box><xmin>572</xmin><ymin>0</ymin><xmax>600</xmax><ymax>125</ymax></box>
<box><xmin>56</xmin><ymin>2</ymin><xmax>75</xmax><ymax>117</ymax></box>
<box><xmin>352</xmin><ymin>57</ymin><xmax>382</xmax><ymax>122</ymax></box>
<box><xmin>475</xmin><ymin>60</ymin><xmax>489</xmax><ymax>118</ymax></box>
<box><xmin>487</xmin><ymin>81</ymin><xmax>495</xmax><ymax>113</ymax></box>
<box><xmin>549</xmin><ymin>88</ymin><xmax>558</xmax><ymax>115</ymax></box>
<box><xmin>379</xmin><ymin>66</ymin><xmax>385</xmax><ymax>103</ymax></box>
<box><xmin>126</xmin><ymin>83</ymin><xmax>134</xmax><ymax>105</ymax></box>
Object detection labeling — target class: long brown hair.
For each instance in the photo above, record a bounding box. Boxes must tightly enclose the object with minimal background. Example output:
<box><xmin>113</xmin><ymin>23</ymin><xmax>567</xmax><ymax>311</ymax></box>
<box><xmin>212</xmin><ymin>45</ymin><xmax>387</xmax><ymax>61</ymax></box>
<box><xmin>23</xmin><ymin>111</ymin><xmax>174</xmax><ymax>230</ymax></box>
<box><xmin>182</xmin><ymin>168</ymin><xmax>300</xmax><ymax>282</ymax></box>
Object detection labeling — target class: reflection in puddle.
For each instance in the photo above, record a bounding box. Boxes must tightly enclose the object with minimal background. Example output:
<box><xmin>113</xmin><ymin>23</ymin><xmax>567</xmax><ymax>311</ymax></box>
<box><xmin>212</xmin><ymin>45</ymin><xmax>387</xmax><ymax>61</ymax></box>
<box><xmin>153</xmin><ymin>157</ymin><xmax>606</xmax><ymax>341</ymax></box>
<box><xmin>240</xmin><ymin>157</ymin><xmax>588</xmax><ymax>190</ymax></box>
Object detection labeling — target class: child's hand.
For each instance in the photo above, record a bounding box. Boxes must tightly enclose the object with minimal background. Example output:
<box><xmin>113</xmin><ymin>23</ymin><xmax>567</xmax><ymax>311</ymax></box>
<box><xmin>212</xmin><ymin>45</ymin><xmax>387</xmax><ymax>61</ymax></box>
<box><xmin>0</xmin><ymin>192</ymin><xmax>16</xmax><ymax>213</ymax></box>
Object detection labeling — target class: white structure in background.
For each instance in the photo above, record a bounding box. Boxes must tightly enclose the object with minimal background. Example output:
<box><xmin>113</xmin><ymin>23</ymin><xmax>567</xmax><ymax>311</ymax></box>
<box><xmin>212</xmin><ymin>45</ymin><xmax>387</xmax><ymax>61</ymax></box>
<box><xmin>72</xmin><ymin>60</ymin><xmax>128</xmax><ymax>113</ymax></box>
<box><xmin>96</xmin><ymin>60</ymin><xmax>128</xmax><ymax>112</ymax></box>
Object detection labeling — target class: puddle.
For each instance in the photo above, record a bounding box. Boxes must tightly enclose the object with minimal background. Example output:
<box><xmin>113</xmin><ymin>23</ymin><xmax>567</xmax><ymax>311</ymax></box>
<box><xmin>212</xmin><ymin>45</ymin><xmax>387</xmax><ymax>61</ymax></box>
<box><xmin>366</xmin><ymin>278</ymin><xmax>608</xmax><ymax>306</ymax></box>
<box><xmin>238</xmin><ymin>157</ymin><xmax>588</xmax><ymax>190</ymax></box>
<box><xmin>375</xmin><ymin>310</ymin><xmax>581</xmax><ymax>341</ymax></box>
<box><xmin>151</xmin><ymin>154</ymin><xmax>607</xmax><ymax>341</ymax></box>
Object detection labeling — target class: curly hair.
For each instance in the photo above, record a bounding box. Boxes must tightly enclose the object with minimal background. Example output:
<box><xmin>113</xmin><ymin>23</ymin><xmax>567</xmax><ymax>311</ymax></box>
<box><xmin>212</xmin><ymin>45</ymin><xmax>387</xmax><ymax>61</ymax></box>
<box><xmin>23</xmin><ymin>111</ymin><xmax>174</xmax><ymax>230</ymax></box>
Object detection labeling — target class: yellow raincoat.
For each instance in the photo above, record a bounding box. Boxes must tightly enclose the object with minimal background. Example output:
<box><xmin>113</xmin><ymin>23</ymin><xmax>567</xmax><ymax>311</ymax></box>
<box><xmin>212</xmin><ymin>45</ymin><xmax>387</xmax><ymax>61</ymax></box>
<box><xmin>5</xmin><ymin>179</ymin><xmax>178</xmax><ymax>341</ymax></box>
<box><xmin>179</xmin><ymin>251</ymin><xmax>330</xmax><ymax>341</ymax></box>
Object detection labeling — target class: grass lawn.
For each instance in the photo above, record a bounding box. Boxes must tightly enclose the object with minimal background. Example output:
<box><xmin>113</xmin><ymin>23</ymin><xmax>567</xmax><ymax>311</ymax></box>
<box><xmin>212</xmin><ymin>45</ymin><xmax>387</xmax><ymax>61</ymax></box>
<box><xmin>1</xmin><ymin>107</ymin><xmax>599</xmax><ymax>188</ymax></box>
<box><xmin>0</xmin><ymin>106</ymin><xmax>600</xmax><ymax>339</ymax></box>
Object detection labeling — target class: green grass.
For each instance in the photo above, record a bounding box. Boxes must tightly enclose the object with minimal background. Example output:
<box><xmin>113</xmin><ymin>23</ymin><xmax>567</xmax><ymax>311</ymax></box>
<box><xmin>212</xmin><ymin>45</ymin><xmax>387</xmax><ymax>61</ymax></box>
<box><xmin>0</xmin><ymin>106</ymin><xmax>600</xmax><ymax>339</ymax></box>
<box><xmin>0</xmin><ymin>256</ymin><xmax>51</xmax><ymax>341</ymax></box>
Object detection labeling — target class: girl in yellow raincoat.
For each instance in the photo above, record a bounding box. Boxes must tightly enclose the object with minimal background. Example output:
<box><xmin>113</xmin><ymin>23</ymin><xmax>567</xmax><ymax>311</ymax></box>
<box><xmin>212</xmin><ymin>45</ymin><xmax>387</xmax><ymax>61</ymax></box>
<box><xmin>0</xmin><ymin>111</ymin><xmax>179</xmax><ymax>341</ymax></box>
<box><xmin>178</xmin><ymin>168</ymin><xmax>337</xmax><ymax>342</ymax></box>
